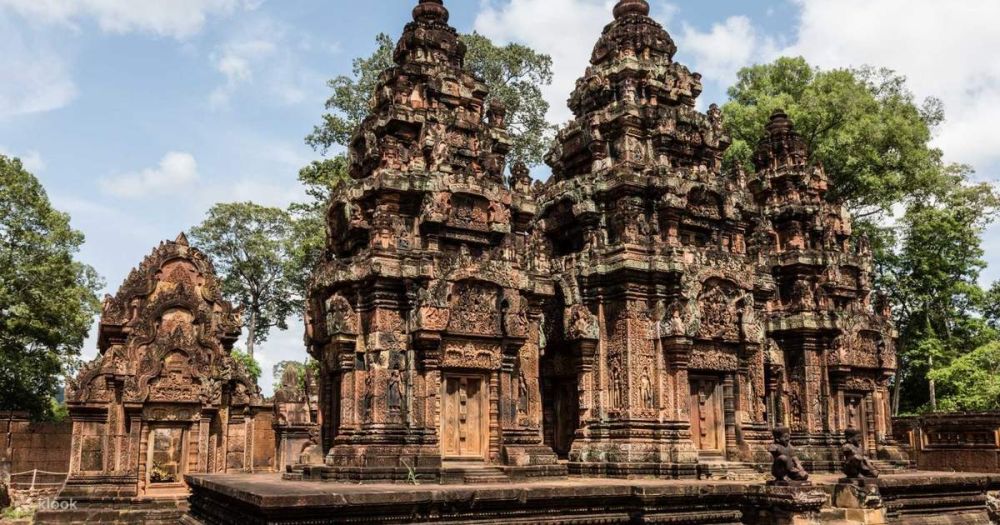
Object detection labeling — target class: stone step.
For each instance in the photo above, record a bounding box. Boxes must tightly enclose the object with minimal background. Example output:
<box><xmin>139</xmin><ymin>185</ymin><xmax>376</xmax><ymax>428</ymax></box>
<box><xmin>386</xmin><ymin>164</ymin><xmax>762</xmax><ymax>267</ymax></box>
<box><xmin>440</xmin><ymin>464</ymin><xmax>511</xmax><ymax>485</ymax></box>
<box><xmin>696</xmin><ymin>461</ymin><xmax>767</xmax><ymax>481</ymax></box>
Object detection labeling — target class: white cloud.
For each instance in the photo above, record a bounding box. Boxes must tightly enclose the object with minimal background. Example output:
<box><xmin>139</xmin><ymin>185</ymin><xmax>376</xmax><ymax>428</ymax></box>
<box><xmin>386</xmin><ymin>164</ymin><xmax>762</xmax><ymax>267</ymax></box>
<box><xmin>0</xmin><ymin>146</ymin><xmax>46</xmax><ymax>172</ymax></box>
<box><xmin>475</xmin><ymin>0</ymin><xmax>622</xmax><ymax>126</ymax></box>
<box><xmin>209</xmin><ymin>36</ymin><xmax>277</xmax><ymax>108</ymax></box>
<box><xmin>678</xmin><ymin>16</ymin><xmax>777</xmax><ymax>90</ymax></box>
<box><xmin>0</xmin><ymin>20</ymin><xmax>77</xmax><ymax>118</ymax></box>
<box><xmin>100</xmin><ymin>152</ymin><xmax>200</xmax><ymax>198</ymax></box>
<box><xmin>207</xmin><ymin>18</ymin><xmax>323</xmax><ymax>110</ymax></box>
<box><xmin>785</xmin><ymin>0</ymin><xmax>1000</xmax><ymax>169</ymax></box>
<box><xmin>0</xmin><ymin>0</ymin><xmax>260</xmax><ymax>40</ymax></box>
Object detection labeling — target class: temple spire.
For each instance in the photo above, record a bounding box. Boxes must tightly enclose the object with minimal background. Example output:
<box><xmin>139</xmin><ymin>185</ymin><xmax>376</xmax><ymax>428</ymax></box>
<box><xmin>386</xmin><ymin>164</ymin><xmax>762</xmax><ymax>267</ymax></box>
<box><xmin>613</xmin><ymin>0</ymin><xmax>650</xmax><ymax>19</ymax></box>
<box><xmin>175</xmin><ymin>232</ymin><xmax>189</xmax><ymax>246</ymax></box>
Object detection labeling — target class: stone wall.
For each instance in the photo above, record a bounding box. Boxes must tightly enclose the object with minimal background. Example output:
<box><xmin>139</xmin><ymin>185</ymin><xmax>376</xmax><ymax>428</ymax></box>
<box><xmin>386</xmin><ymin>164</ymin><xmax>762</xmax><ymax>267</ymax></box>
<box><xmin>1</xmin><ymin>406</ymin><xmax>278</xmax><ymax>488</ymax></box>
<box><xmin>894</xmin><ymin>413</ymin><xmax>1000</xmax><ymax>472</ymax></box>
<box><xmin>1</xmin><ymin>415</ymin><xmax>73</xmax><ymax>476</ymax></box>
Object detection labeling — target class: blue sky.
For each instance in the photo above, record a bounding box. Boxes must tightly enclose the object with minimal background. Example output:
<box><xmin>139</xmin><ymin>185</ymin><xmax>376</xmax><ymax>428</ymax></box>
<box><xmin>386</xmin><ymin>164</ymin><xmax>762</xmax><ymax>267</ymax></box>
<box><xmin>2</xmin><ymin>0</ymin><xmax>999</xmax><ymax>395</ymax></box>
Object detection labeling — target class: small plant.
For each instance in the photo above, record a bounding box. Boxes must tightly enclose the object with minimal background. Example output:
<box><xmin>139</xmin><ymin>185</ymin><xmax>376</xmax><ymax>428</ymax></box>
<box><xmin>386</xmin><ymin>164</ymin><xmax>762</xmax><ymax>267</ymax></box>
<box><xmin>149</xmin><ymin>464</ymin><xmax>177</xmax><ymax>484</ymax></box>
<box><xmin>1</xmin><ymin>506</ymin><xmax>35</xmax><ymax>520</ymax></box>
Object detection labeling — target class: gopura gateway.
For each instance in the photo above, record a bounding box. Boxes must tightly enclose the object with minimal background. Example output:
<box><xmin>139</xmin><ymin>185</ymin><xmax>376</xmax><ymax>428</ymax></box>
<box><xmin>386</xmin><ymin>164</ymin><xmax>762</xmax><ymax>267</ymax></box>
<box><xmin>301</xmin><ymin>0</ymin><xmax>904</xmax><ymax>482</ymax></box>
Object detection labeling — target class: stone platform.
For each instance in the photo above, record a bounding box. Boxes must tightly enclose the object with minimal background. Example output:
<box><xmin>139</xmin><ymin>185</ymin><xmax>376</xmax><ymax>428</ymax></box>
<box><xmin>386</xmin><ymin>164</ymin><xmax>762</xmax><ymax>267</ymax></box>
<box><xmin>180</xmin><ymin>471</ymin><xmax>997</xmax><ymax>525</ymax></box>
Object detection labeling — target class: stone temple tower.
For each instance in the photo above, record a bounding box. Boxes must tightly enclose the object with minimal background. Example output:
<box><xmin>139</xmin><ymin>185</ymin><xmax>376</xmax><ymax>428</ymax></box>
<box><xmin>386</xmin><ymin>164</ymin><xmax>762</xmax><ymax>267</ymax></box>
<box><xmin>749</xmin><ymin>110</ymin><xmax>905</xmax><ymax>468</ymax></box>
<box><xmin>538</xmin><ymin>0</ymin><xmax>770</xmax><ymax>477</ymax></box>
<box><xmin>305</xmin><ymin>0</ymin><xmax>562</xmax><ymax>482</ymax></box>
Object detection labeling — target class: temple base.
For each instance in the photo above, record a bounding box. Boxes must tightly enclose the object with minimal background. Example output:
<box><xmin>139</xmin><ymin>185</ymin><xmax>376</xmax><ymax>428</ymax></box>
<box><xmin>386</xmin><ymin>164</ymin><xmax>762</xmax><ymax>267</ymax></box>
<box><xmin>182</xmin><ymin>471</ymin><xmax>997</xmax><ymax>525</ymax></box>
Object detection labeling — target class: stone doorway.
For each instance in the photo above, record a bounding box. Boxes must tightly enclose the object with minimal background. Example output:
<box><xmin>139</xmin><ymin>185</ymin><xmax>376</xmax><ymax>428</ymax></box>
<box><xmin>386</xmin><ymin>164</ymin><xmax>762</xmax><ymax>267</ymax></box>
<box><xmin>689</xmin><ymin>376</ymin><xmax>724</xmax><ymax>454</ymax></box>
<box><xmin>145</xmin><ymin>425</ymin><xmax>188</xmax><ymax>494</ymax></box>
<box><xmin>441</xmin><ymin>375</ymin><xmax>489</xmax><ymax>460</ymax></box>
<box><xmin>549</xmin><ymin>378</ymin><xmax>579</xmax><ymax>459</ymax></box>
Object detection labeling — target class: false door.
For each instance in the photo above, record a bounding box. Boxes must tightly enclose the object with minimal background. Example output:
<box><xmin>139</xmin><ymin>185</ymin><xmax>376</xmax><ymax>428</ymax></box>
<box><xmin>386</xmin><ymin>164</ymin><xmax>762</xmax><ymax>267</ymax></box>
<box><xmin>551</xmin><ymin>379</ymin><xmax>579</xmax><ymax>458</ymax></box>
<box><xmin>844</xmin><ymin>394</ymin><xmax>869</xmax><ymax>451</ymax></box>
<box><xmin>689</xmin><ymin>377</ymin><xmax>724</xmax><ymax>452</ymax></box>
<box><xmin>442</xmin><ymin>375</ymin><xmax>488</xmax><ymax>459</ymax></box>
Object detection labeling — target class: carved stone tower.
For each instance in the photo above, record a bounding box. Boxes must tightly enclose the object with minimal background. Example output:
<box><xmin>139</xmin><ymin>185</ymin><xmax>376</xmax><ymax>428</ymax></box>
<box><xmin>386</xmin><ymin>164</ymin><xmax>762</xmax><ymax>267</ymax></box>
<box><xmin>61</xmin><ymin>234</ymin><xmax>266</xmax><ymax>501</ymax></box>
<box><xmin>305</xmin><ymin>0</ymin><xmax>562</xmax><ymax>481</ymax></box>
<box><xmin>750</xmin><ymin>110</ymin><xmax>903</xmax><ymax>467</ymax></box>
<box><xmin>538</xmin><ymin>0</ymin><xmax>770</xmax><ymax>477</ymax></box>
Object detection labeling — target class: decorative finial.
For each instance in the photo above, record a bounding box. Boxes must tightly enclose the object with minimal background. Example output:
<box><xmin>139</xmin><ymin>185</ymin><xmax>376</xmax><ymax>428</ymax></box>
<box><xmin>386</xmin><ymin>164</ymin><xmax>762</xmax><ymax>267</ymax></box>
<box><xmin>613</xmin><ymin>0</ymin><xmax>650</xmax><ymax>20</ymax></box>
<box><xmin>413</xmin><ymin>0</ymin><xmax>449</xmax><ymax>23</ymax></box>
<box><xmin>175</xmin><ymin>232</ymin><xmax>189</xmax><ymax>247</ymax></box>
<box><xmin>765</xmin><ymin>109</ymin><xmax>794</xmax><ymax>134</ymax></box>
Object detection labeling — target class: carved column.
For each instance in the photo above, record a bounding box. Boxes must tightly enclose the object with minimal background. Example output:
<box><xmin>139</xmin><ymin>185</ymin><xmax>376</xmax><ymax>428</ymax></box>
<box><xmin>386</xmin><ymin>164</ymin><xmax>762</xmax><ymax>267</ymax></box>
<box><xmin>723</xmin><ymin>375</ymin><xmax>738</xmax><ymax>458</ymax></box>
<box><xmin>193</xmin><ymin>413</ymin><xmax>212</xmax><ymax>472</ymax></box>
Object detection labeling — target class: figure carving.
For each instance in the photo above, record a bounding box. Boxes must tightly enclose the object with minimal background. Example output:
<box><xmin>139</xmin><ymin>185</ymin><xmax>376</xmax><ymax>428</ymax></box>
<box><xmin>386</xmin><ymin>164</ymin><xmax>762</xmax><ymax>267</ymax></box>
<box><xmin>842</xmin><ymin>428</ymin><xmax>879</xmax><ymax>480</ymax></box>
<box><xmin>769</xmin><ymin>426</ymin><xmax>810</xmax><ymax>484</ymax></box>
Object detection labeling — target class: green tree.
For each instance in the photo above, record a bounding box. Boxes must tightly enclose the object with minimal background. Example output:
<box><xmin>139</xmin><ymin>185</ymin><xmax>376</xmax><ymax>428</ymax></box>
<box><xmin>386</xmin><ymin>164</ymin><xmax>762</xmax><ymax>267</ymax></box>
<box><xmin>723</xmin><ymin>57</ymin><xmax>944</xmax><ymax>218</ymax></box>
<box><xmin>306</xmin><ymin>33</ymin><xmax>395</xmax><ymax>154</ymax></box>
<box><xmin>190</xmin><ymin>203</ymin><xmax>297</xmax><ymax>358</ymax></box>
<box><xmin>286</xmin><ymin>157</ymin><xmax>349</xmax><ymax>301</ymax></box>
<box><xmin>0</xmin><ymin>155</ymin><xmax>102</xmax><ymax>421</ymax></box>
<box><xmin>232</xmin><ymin>349</ymin><xmax>262</xmax><ymax>382</ymax></box>
<box><xmin>929</xmin><ymin>341</ymin><xmax>1000</xmax><ymax>412</ymax></box>
<box><xmin>461</xmin><ymin>32</ymin><xmax>554</xmax><ymax>165</ymax></box>
<box><xmin>306</xmin><ymin>32</ymin><xmax>553</xmax><ymax>166</ymax></box>
<box><xmin>879</xmin><ymin>171</ymin><xmax>999</xmax><ymax>413</ymax></box>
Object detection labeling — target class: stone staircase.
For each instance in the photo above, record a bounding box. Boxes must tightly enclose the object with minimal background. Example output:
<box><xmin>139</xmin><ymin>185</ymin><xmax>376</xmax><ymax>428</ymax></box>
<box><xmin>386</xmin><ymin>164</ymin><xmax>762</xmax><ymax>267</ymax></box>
<box><xmin>872</xmin><ymin>459</ymin><xmax>913</xmax><ymax>474</ymax></box>
<box><xmin>440</xmin><ymin>463</ymin><xmax>511</xmax><ymax>485</ymax></box>
<box><xmin>696</xmin><ymin>460</ymin><xmax>768</xmax><ymax>481</ymax></box>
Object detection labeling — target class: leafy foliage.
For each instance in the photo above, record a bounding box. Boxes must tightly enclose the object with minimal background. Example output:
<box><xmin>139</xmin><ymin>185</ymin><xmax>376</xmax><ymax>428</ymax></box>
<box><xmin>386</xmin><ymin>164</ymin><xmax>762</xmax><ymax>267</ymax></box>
<box><xmin>929</xmin><ymin>342</ymin><xmax>1000</xmax><ymax>412</ymax></box>
<box><xmin>879</xmin><ymin>170</ymin><xmax>999</xmax><ymax>412</ymax></box>
<box><xmin>232</xmin><ymin>349</ymin><xmax>262</xmax><ymax>382</ymax></box>
<box><xmin>286</xmin><ymin>156</ymin><xmax>350</xmax><ymax>301</ymax></box>
<box><xmin>461</xmin><ymin>32</ymin><xmax>554</xmax><ymax>165</ymax></box>
<box><xmin>0</xmin><ymin>155</ymin><xmax>102</xmax><ymax>420</ymax></box>
<box><xmin>189</xmin><ymin>203</ymin><xmax>297</xmax><ymax>357</ymax></box>
<box><xmin>306</xmin><ymin>33</ymin><xmax>395</xmax><ymax>154</ymax></box>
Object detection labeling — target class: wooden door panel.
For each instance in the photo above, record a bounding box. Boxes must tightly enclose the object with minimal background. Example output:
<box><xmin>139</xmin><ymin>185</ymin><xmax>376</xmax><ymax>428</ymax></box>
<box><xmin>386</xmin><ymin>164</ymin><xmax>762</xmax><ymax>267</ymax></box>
<box><xmin>442</xmin><ymin>375</ymin><xmax>487</xmax><ymax>459</ymax></box>
<box><xmin>689</xmin><ymin>378</ymin><xmax>722</xmax><ymax>452</ymax></box>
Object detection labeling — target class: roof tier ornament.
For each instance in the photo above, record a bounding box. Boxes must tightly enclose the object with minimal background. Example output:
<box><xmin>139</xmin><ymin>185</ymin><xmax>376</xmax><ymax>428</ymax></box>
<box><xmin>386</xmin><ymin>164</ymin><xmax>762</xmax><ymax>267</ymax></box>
<box><xmin>613</xmin><ymin>0</ymin><xmax>650</xmax><ymax>19</ymax></box>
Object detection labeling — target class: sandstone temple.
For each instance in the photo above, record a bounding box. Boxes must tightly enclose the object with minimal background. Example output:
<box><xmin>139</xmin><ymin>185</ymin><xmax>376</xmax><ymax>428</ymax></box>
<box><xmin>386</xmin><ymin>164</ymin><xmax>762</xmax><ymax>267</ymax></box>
<box><xmin>301</xmin><ymin>0</ymin><xmax>903</xmax><ymax>483</ymax></box>
<box><xmin>50</xmin><ymin>234</ymin><xmax>271</xmax><ymax>512</ymax></box>
<box><xmin>29</xmin><ymin>1</ymin><xmax>1000</xmax><ymax>524</ymax></box>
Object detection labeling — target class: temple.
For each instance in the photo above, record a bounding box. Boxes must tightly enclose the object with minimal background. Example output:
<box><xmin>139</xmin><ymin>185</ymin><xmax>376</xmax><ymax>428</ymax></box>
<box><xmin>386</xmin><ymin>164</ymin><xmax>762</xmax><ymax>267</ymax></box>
<box><xmin>304</xmin><ymin>0</ymin><xmax>560</xmax><ymax>482</ymax></box>
<box><xmin>54</xmin><ymin>234</ymin><xmax>268</xmax><ymax>508</ymax></box>
<box><xmin>301</xmin><ymin>0</ymin><xmax>903</xmax><ymax>482</ymax></box>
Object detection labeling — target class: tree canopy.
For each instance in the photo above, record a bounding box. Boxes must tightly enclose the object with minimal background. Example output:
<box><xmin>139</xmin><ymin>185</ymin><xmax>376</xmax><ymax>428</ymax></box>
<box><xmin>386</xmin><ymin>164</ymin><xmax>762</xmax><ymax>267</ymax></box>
<box><xmin>0</xmin><ymin>156</ymin><xmax>102</xmax><ymax>420</ymax></box>
<box><xmin>189</xmin><ymin>202</ymin><xmax>298</xmax><ymax>358</ymax></box>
